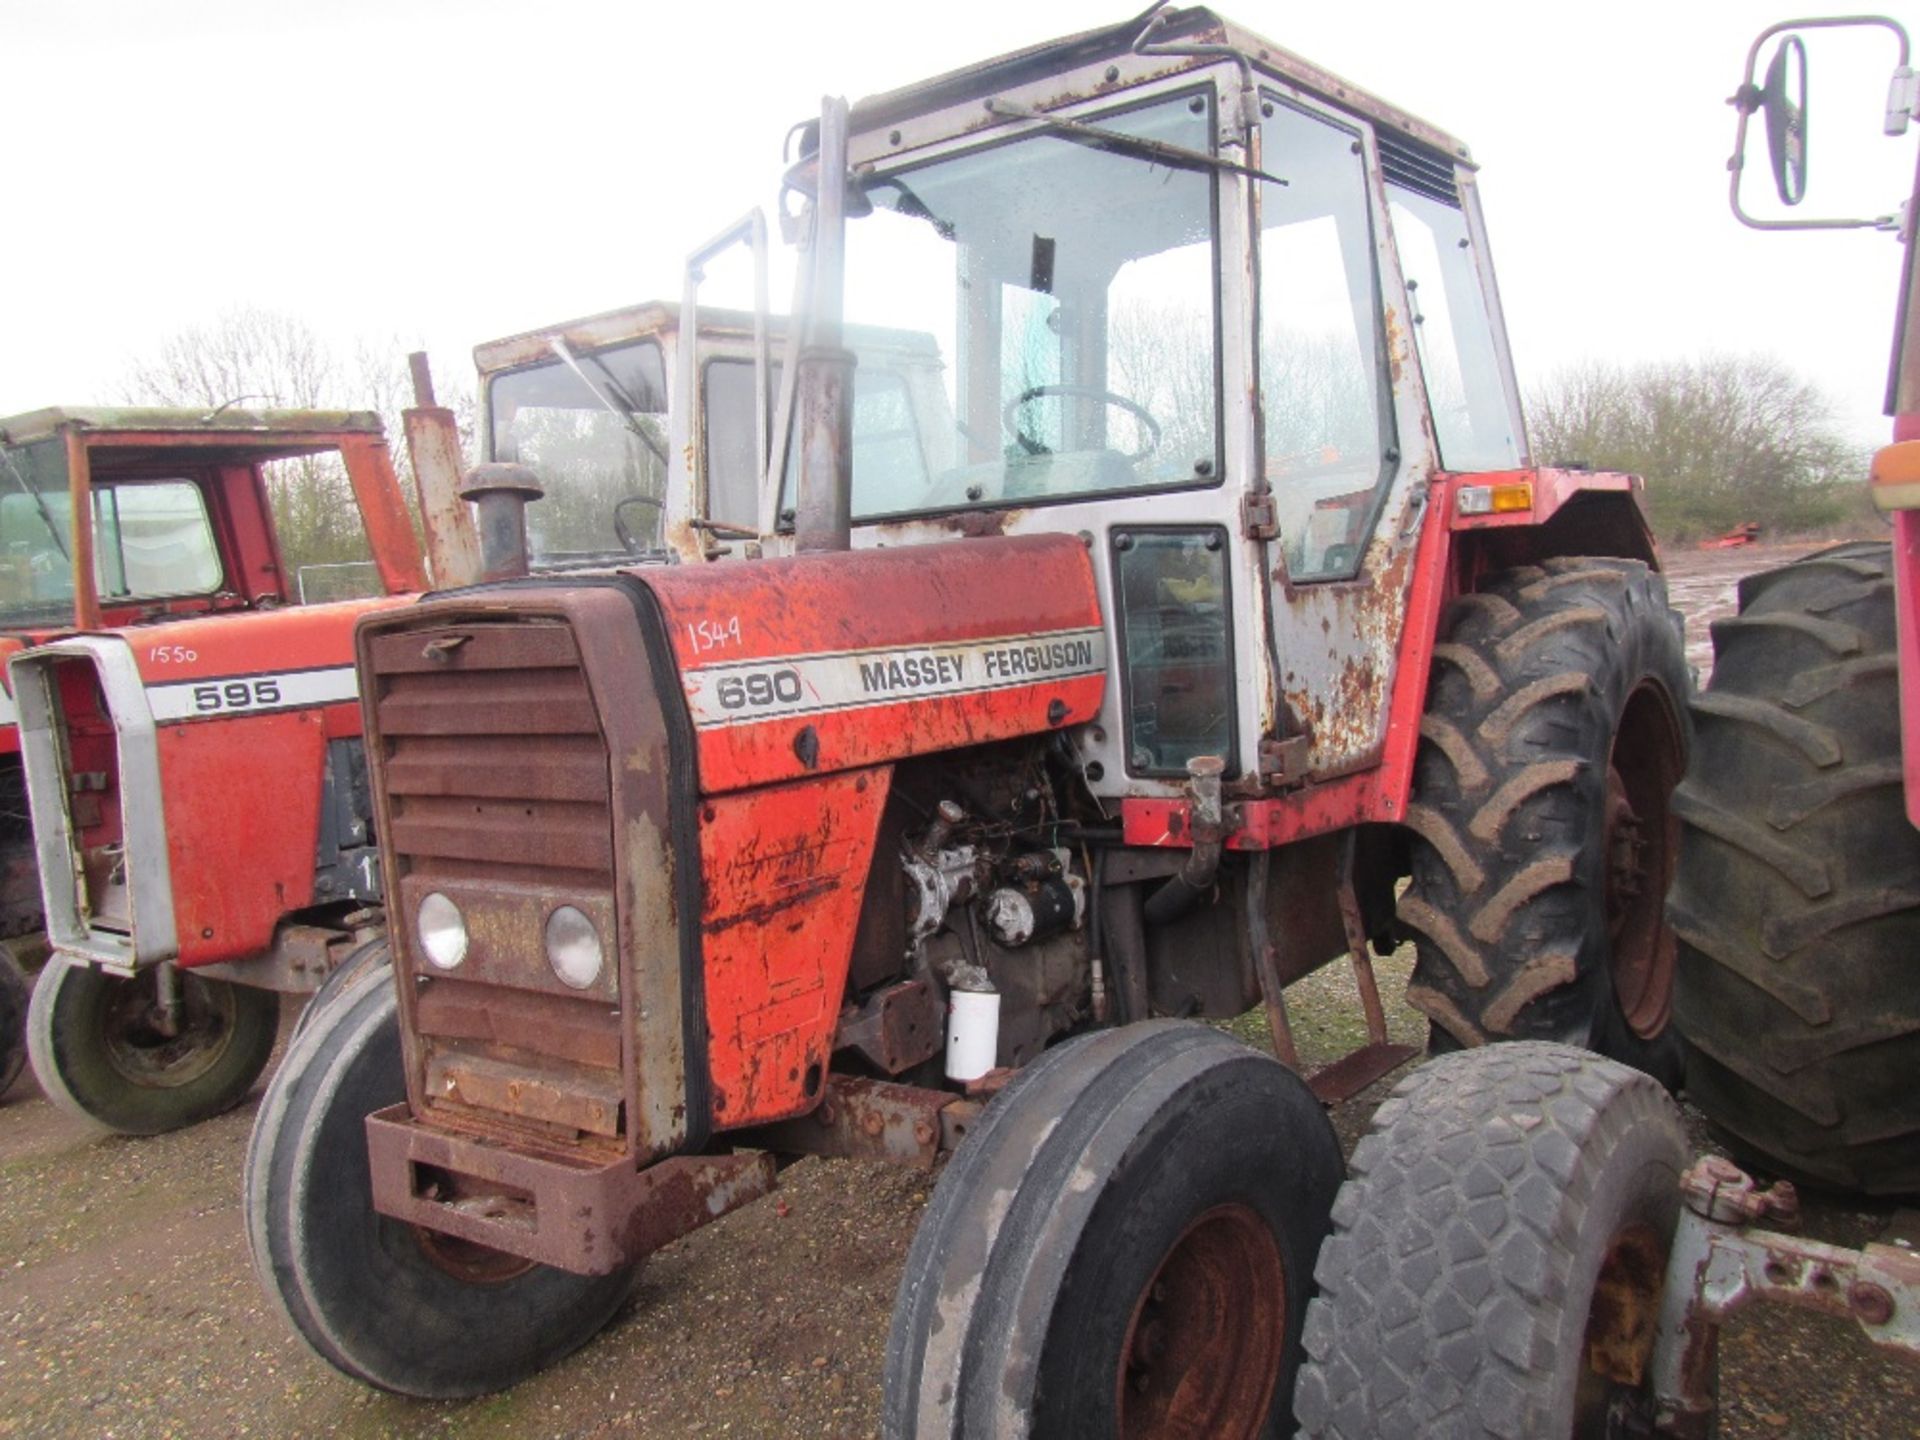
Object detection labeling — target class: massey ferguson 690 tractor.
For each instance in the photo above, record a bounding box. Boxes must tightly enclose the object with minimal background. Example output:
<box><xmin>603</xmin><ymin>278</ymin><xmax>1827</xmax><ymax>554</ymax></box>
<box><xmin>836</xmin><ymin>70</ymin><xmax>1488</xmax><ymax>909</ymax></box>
<box><xmin>9</xmin><ymin>301</ymin><xmax>793</xmax><ymax>1134</ymax></box>
<box><xmin>249</xmin><ymin>5</ymin><xmax>1697</xmax><ymax>1429</ymax></box>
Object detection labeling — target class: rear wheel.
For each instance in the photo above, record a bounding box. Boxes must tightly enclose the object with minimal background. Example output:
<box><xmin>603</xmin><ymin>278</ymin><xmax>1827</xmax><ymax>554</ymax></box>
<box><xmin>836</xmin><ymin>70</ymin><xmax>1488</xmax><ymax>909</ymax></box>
<box><xmin>244</xmin><ymin>959</ymin><xmax>638</xmax><ymax>1398</ymax></box>
<box><xmin>1294</xmin><ymin>1042</ymin><xmax>1688</xmax><ymax>1439</ymax></box>
<box><xmin>1670</xmin><ymin>542</ymin><xmax>1920</xmax><ymax>1195</ymax></box>
<box><xmin>26</xmin><ymin>956</ymin><xmax>278</xmax><ymax>1134</ymax></box>
<box><xmin>1399</xmin><ymin>557</ymin><xmax>1689</xmax><ymax>1085</ymax></box>
<box><xmin>883</xmin><ymin>1021</ymin><xmax>1342</xmax><ymax>1439</ymax></box>
<box><xmin>0</xmin><ymin>945</ymin><xmax>28</xmax><ymax>1098</ymax></box>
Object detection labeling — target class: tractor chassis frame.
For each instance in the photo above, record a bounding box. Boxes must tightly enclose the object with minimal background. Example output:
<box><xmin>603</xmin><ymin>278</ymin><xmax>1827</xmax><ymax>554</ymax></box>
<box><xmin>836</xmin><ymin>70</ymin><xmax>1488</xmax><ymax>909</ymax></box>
<box><xmin>1650</xmin><ymin>1156</ymin><xmax>1920</xmax><ymax>1437</ymax></box>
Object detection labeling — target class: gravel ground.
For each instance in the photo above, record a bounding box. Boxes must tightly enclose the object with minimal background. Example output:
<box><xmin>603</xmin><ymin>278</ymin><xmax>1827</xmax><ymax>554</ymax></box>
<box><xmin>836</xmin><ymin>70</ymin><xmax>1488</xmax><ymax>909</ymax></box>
<box><xmin>2</xmin><ymin>539</ymin><xmax>1915</xmax><ymax>1439</ymax></box>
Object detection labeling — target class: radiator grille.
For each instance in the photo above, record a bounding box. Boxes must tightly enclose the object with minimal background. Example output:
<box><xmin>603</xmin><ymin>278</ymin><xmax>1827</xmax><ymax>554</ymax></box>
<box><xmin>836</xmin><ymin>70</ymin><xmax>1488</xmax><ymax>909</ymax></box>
<box><xmin>371</xmin><ymin>621</ymin><xmax>612</xmax><ymax>886</ymax></box>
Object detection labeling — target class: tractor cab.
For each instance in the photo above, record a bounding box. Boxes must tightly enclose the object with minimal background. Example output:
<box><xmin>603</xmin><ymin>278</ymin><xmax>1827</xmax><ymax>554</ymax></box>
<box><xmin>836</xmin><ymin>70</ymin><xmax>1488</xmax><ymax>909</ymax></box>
<box><xmin>752</xmin><ymin>3</ymin><xmax>1548</xmax><ymax>801</ymax></box>
<box><xmin>474</xmin><ymin>299</ymin><xmax>951</xmax><ymax>565</ymax></box>
<box><xmin>0</xmin><ymin>407</ymin><xmax>422</xmax><ymax>641</ymax></box>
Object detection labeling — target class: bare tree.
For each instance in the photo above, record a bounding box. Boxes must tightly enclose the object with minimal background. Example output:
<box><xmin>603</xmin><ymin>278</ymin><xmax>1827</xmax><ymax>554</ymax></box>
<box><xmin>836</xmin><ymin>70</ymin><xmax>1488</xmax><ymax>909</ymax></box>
<box><xmin>122</xmin><ymin>307</ymin><xmax>473</xmax><ymax>592</ymax></box>
<box><xmin>1528</xmin><ymin>354</ymin><xmax>1871</xmax><ymax>540</ymax></box>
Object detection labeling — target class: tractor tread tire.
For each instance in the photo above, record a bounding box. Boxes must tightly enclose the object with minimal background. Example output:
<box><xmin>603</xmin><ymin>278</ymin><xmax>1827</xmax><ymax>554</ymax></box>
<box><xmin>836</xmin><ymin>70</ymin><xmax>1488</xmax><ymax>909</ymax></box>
<box><xmin>1671</xmin><ymin>541</ymin><xmax>1920</xmax><ymax>1195</ymax></box>
<box><xmin>1295</xmin><ymin>1042</ymin><xmax>1687</xmax><ymax>1439</ymax></box>
<box><xmin>1398</xmin><ymin>556</ymin><xmax>1689</xmax><ymax>1083</ymax></box>
<box><xmin>883</xmin><ymin>1020</ymin><xmax>1342</xmax><ymax>1439</ymax></box>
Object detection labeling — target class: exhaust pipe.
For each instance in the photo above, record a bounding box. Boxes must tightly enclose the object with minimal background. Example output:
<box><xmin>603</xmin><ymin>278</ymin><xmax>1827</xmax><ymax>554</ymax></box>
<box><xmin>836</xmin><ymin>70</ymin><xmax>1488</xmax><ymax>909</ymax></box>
<box><xmin>460</xmin><ymin>463</ymin><xmax>544</xmax><ymax>581</ymax></box>
<box><xmin>1143</xmin><ymin>755</ymin><xmax>1228</xmax><ymax>926</ymax></box>
<box><xmin>794</xmin><ymin>95</ymin><xmax>857</xmax><ymax>555</ymax></box>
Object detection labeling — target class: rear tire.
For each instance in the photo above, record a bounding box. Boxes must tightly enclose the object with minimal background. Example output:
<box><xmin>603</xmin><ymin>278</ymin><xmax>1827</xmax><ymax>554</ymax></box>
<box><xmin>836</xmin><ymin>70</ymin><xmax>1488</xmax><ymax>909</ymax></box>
<box><xmin>1399</xmin><ymin>557</ymin><xmax>1689</xmax><ymax>1086</ymax></box>
<box><xmin>1670</xmin><ymin>542</ymin><xmax>1920</xmax><ymax>1195</ymax></box>
<box><xmin>0</xmin><ymin>945</ymin><xmax>28</xmax><ymax>1098</ymax></box>
<box><xmin>1295</xmin><ymin>1042</ymin><xmax>1687</xmax><ymax>1439</ymax></box>
<box><xmin>26</xmin><ymin>956</ymin><xmax>278</xmax><ymax>1134</ymax></box>
<box><xmin>244</xmin><ymin>959</ymin><xmax>638</xmax><ymax>1398</ymax></box>
<box><xmin>883</xmin><ymin>1021</ymin><xmax>1342</xmax><ymax>1440</ymax></box>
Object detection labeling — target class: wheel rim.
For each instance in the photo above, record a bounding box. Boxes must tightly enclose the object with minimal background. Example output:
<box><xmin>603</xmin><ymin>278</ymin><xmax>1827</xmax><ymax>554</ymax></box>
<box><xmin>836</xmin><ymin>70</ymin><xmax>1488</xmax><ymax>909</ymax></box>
<box><xmin>98</xmin><ymin>970</ymin><xmax>236</xmax><ymax>1090</ymax></box>
<box><xmin>1605</xmin><ymin>682</ymin><xmax>1683</xmax><ymax>1039</ymax></box>
<box><xmin>1116</xmin><ymin>1203</ymin><xmax>1286</xmax><ymax>1440</ymax></box>
<box><xmin>1574</xmin><ymin>1221</ymin><xmax>1667</xmax><ymax>1437</ymax></box>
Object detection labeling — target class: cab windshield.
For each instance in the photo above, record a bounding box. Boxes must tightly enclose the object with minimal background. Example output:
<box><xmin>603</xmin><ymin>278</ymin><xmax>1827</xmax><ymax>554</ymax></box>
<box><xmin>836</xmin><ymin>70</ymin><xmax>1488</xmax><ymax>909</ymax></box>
<box><xmin>829</xmin><ymin>89</ymin><xmax>1222</xmax><ymax>519</ymax></box>
<box><xmin>487</xmin><ymin>341</ymin><xmax>670</xmax><ymax>565</ymax></box>
<box><xmin>0</xmin><ymin>442</ymin><xmax>224</xmax><ymax>628</ymax></box>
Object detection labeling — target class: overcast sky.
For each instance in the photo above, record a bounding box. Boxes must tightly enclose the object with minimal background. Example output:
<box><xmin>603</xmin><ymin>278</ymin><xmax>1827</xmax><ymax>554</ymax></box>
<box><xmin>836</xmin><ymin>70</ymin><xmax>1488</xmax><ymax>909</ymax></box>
<box><xmin>4</xmin><ymin>1</ymin><xmax>1913</xmax><ymax>447</ymax></box>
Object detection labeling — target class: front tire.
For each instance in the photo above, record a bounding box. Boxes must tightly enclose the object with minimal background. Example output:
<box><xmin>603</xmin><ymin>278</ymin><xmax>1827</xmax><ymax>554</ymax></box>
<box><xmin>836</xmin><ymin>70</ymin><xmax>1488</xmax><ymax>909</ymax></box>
<box><xmin>883</xmin><ymin>1021</ymin><xmax>1343</xmax><ymax>1439</ymax></box>
<box><xmin>244</xmin><ymin>960</ymin><xmax>638</xmax><ymax>1398</ymax></box>
<box><xmin>1295</xmin><ymin>1042</ymin><xmax>1688</xmax><ymax>1439</ymax></box>
<box><xmin>1399</xmin><ymin>557</ymin><xmax>1690</xmax><ymax>1085</ymax></box>
<box><xmin>0</xmin><ymin>945</ymin><xmax>29</xmax><ymax>1098</ymax></box>
<box><xmin>1670</xmin><ymin>542</ymin><xmax>1920</xmax><ymax>1195</ymax></box>
<box><xmin>26</xmin><ymin>956</ymin><xmax>279</xmax><ymax>1134</ymax></box>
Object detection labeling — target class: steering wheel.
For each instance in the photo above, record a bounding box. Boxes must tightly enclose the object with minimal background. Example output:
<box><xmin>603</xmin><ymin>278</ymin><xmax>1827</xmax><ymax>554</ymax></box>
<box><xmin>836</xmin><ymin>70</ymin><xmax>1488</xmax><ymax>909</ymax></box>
<box><xmin>1002</xmin><ymin>384</ymin><xmax>1162</xmax><ymax>462</ymax></box>
<box><xmin>613</xmin><ymin>494</ymin><xmax>665</xmax><ymax>555</ymax></box>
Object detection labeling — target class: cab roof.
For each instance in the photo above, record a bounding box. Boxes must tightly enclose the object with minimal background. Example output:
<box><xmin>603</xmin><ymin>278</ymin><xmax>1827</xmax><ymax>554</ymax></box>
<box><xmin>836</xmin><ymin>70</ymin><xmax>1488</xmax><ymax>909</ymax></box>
<box><xmin>0</xmin><ymin>406</ymin><xmax>385</xmax><ymax>449</ymax></box>
<box><xmin>838</xmin><ymin>5</ymin><xmax>1470</xmax><ymax>165</ymax></box>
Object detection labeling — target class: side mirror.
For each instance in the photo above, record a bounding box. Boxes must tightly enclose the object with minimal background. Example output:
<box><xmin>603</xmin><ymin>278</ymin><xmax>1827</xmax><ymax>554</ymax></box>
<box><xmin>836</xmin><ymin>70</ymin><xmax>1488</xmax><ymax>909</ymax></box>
<box><xmin>1728</xmin><ymin>16</ymin><xmax>1912</xmax><ymax>232</ymax></box>
<box><xmin>1762</xmin><ymin>35</ymin><xmax>1809</xmax><ymax>205</ymax></box>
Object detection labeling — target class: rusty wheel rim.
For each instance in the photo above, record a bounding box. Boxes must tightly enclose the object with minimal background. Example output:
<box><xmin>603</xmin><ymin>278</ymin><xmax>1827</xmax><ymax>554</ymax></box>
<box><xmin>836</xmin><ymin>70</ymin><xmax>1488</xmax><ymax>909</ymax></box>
<box><xmin>1116</xmin><ymin>1203</ymin><xmax>1286</xmax><ymax>1440</ymax></box>
<box><xmin>100</xmin><ymin>970</ymin><xmax>234</xmax><ymax>1090</ymax></box>
<box><xmin>1574</xmin><ymin>1221</ymin><xmax>1667</xmax><ymax>1436</ymax></box>
<box><xmin>411</xmin><ymin>1222</ymin><xmax>539</xmax><ymax>1285</ymax></box>
<box><xmin>1605</xmin><ymin>683</ymin><xmax>1682</xmax><ymax>1039</ymax></box>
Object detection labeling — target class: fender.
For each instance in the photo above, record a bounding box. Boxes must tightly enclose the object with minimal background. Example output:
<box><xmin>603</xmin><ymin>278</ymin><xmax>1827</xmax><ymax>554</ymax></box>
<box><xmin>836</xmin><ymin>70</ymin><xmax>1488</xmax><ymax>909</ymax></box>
<box><xmin>1124</xmin><ymin>466</ymin><xmax>1657</xmax><ymax>852</ymax></box>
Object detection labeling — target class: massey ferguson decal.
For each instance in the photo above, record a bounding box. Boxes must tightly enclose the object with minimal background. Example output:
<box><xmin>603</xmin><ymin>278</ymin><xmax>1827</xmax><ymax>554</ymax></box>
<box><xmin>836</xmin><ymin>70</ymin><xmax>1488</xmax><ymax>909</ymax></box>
<box><xmin>680</xmin><ymin>628</ymin><xmax>1106</xmax><ymax>729</ymax></box>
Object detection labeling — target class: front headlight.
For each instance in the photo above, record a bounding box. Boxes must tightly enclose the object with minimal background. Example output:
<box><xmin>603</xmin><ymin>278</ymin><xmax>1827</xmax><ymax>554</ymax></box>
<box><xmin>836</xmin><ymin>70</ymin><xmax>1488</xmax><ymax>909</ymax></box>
<box><xmin>417</xmin><ymin>892</ymin><xmax>468</xmax><ymax>970</ymax></box>
<box><xmin>544</xmin><ymin>905</ymin><xmax>604</xmax><ymax>990</ymax></box>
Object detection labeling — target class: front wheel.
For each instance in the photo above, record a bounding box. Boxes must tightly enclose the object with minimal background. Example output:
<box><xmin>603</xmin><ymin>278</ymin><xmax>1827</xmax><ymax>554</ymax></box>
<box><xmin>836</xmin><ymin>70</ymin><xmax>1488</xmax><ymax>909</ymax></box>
<box><xmin>883</xmin><ymin>1021</ymin><xmax>1343</xmax><ymax>1439</ymax></box>
<box><xmin>26</xmin><ymin>956</ymin><xmax>279</xmax><ymax>1134</ymax></box>
<box><xmin>244</xmin><ymin>958</ymin><xmax>638</xmax><ymax>1398</ymax></box>
<box><xmin>1295</xmin><ymin>1042</ymin><xmax>1688</xmax><ymax>1439</ymax></box>
<box><xmin>0</xmin><ymin>945</ymin><xmax>29</xmax><ymax>1098</ymax></box>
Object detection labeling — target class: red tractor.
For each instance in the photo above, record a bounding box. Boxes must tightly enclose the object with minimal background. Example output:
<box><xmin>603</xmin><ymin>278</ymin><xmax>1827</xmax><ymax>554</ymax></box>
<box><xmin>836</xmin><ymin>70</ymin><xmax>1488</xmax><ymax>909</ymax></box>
<box><xmin>249</xmin><ymin>6</ymin><xmax>1692</xmax><ymax>1428</ymax></box>
<box><xmin>1290</xmin><ymin>19</ymin><xmax>1920</xmax><ymax>1438</ymax></box>
<box><xmin>0</xmin><ymin>406</ymin><xmax>438</xmax><ymax>1130</ymax></box>
<box><xmin>1660</xmin><ymin>13</ymin><xmax>1920</xmax><ymax>1199</ymax></box>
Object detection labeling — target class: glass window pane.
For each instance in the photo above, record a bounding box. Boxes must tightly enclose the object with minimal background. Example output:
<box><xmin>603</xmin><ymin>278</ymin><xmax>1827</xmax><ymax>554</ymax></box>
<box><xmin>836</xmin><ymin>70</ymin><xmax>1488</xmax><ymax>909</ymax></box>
<box><xmin>703</xmin><ymin>359</ymin><xmax>772</xmax><ymax>531</ymax></box>
<box><xmin>1259</xmin><ymin>100</ymin><xmax>1394</xmax><ymax>582</ymax></box>
<box><xmin>487</xmin><ymin>341</ymin><xmax>670</xmax><ymax>565</ymax></box>
<box><xmin>833</xmin><ymin>90</ymin><xmax>1221</xmax><ymax>519</ymax></box>
<box><xmin>97</xmin><ymin>481</ymin><xmax>221</xmax><ymax>599</ymax></box>
<box><xmin>1114</xmin><ymin>528</ymin><xmax>1234</xmax><ymax>775</ymax></box>
<box><xmin>0</xmin><ymin>439</ymin><xmax>75</xmax><ymax>625</ymax></box>
<box><xmin>1387</xmin><ymin>186</ymin><xmax>1521</xmax><ymax>473</ymax></box>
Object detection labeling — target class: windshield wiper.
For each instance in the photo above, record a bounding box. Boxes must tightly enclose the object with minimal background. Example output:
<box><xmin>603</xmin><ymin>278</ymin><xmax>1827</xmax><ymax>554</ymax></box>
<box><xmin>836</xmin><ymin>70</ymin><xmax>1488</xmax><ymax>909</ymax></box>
<box><xmin>547</xmin><ymin>339</ymin><xmax>670</xmax><ymax>467</ymax></box>
<box><xmin>983</xmin><ymin>98</ymin><xmax>1286</xmax><ymax>186</ymax></box>
<box><xmin>0</xmin><ymin>446</ymin><xmax>69</xmax><ymax>561</ymax></box>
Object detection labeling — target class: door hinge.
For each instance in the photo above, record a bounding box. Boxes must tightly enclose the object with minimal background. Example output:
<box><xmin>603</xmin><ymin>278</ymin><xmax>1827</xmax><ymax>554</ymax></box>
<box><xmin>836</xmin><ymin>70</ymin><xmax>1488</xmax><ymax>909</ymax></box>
<box><xmin>1258</xmin><ymin>736</ymin><xmax>1311</xmax><ymax>784</ymax></box>
<box><xmin>1241</xmin><ymin>491</ymin><xmax>1278</xmax><ymax>541</ymax></box>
